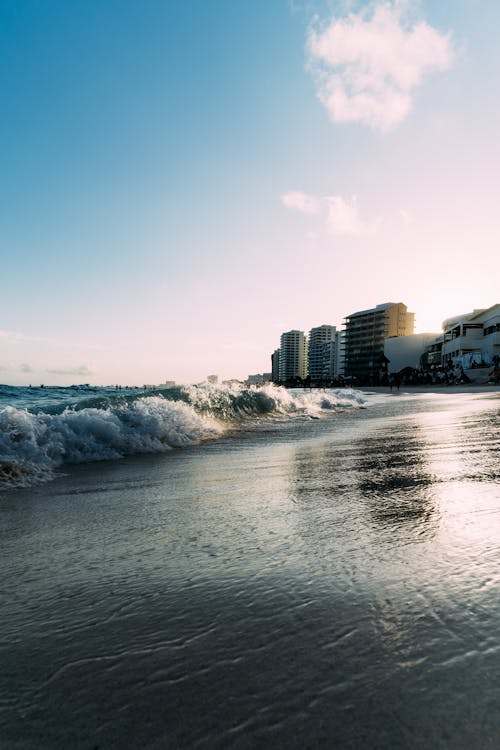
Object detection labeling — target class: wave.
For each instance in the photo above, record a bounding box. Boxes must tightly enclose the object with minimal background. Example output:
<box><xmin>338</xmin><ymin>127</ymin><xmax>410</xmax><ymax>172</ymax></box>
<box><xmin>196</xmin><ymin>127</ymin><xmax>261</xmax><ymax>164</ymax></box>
<box><xmin>0</xmin><ymin>383</ymin><xmax>364</xmax><ymax>489</ymax></box>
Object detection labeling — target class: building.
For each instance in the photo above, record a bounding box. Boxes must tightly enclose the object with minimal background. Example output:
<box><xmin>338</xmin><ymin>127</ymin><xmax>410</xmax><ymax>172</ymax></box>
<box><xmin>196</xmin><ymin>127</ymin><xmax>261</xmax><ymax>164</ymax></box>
<box><xmin>308</xmin><ymin>325</ymin><xmax>344</xmax><ymax>383</ymax></box>
<box><xmin>279</xmin><ymin>330</ymin><xmax>307</xmax><ymax>382</ymax></box>
<box><xmin>246</xmin><ymin>373</ymin><xmax>272</xmax><ymax>385</ymax></box>
<box><xmin>425</xmin><ymin>335</ymin><xmax>444</xmax><ymax>368</ymax></box>
<box><xmin>344</xmin><ymin>302</ymin><xmax>415</xmax><ymax>383</ymax></box>
<box><xmin>439</xmin><ymin>304</ymin><xmax>500</xmax><ymax>367</ymax></box>
<box><xmin>271</xmin><ymin>349</ymin><xmax>280</xmax><ymax>383</ymax></box>
<box><xmin>207</xmin><ymin>374</ymin><xmax>218</xmax><ymax>385</ymax></box>
<box><xmin>334</xmin><ymin>330</ymin><xmax>346</xmax><ymax>379</ymax></box>
<box><xmin>385</xmin><ymin>333</ymin><xmax>439</xmax><ymax>373</ymax></box>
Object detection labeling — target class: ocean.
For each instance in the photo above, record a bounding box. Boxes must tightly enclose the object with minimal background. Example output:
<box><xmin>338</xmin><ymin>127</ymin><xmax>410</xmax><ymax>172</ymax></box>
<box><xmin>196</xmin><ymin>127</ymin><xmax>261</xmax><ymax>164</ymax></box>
<box><xmin>1</xmin><ymin>384</ymin><xmax>499</xmax><ymax>748</ymax></box>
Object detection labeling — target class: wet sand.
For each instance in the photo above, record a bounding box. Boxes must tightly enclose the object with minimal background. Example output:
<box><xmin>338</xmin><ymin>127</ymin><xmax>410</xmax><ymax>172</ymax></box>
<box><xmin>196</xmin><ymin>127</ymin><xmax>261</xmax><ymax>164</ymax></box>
<box><xmin>1</xmin><ymin>391</ymin><xmax>499</xmax><ymax>748</ymax></box>
<box><xmin>363</xmin><ymin>383</ymin><xmax>500</xmax><ymax>395</ymax></box>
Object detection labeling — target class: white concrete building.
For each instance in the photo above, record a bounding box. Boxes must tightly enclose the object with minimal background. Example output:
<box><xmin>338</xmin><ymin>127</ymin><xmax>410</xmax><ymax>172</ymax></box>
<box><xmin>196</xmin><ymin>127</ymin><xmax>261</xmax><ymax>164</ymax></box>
<box><xmin>308</xmin><ymin>325</ymin><xmax>336</xmax><ymax>382</ymax></box>
<box><xmin>385</xmin><ymin>333</ymin><xmax>440</xmax><ymax>373</ymax></box>
<box><xmin>334</xmin><ymin>330</ymin><xmax>345</xmax><ymax>379</ymax></box>
<box><xmin>279</xmin><ymin>330</ymin><xmax>307</xmax><ymax>382</ymax></box>
<box><xmin>440</xmin><ymin>305</ymin><xmax>500</xmax><ymax>367</ymax></box>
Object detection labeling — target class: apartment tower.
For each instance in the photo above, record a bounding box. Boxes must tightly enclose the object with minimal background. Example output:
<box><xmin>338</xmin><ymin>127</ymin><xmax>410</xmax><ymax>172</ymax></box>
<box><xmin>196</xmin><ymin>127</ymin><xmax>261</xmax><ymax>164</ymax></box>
<box><xmin>344</xmin><ymin>302</ymin><xmax>415</xmax><ymax>382</ymax></box>
<box><xmin>279</xmin><ymin>330</ymin><xmax>307</xmax><ymax>382</ymax></box>
<box><xmin>308</xmin><ymin>325</ymin><xmax>337</xmax><ymax>383</ymax></box>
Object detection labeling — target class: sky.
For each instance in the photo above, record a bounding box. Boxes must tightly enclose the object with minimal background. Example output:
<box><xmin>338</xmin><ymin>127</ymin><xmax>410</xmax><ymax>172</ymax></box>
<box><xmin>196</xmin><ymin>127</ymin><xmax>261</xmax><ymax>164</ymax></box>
<box><xmin>1</xmin><ymin>0</ymin><xmax>499</xmax><ymax>386</ymax></box>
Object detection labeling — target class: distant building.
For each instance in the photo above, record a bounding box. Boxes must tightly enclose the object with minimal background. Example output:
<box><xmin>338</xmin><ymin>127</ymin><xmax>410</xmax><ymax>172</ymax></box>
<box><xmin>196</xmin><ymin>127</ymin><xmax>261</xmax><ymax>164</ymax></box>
<box><xmin>385</xmin><ymin>333</ymin><xmax>439</xmax><ymax>373</ymax></box>
<box><xmin>308</xmin><ymin>325</ymin><xmax>336</xmax><ymax>382</ymax></box>
<box><xmin>344</xmin><ymin>302</ymin><xmax>415</xmax><ymax>383</ymax></box>
<box><xmin>271</xmin><ymin>349</ymin><xmax>280</xmax><ymax>383</ymax></box>
<box><xmin>207</xmin><ymin>375</ymin><xmax>218</xmax><ymax>385</ymax></box>
<box><xmin>439</xmin><ymin>304</ymin><xmax>500</xmax><ymax>367</ymax></box>
<box><xmin>425</xmin><ymin>335</ymin><xmax>444</xmax><ymax>368</ymax></box>
<box><xmin>143</xmin><ymin>380</ymin><xmax>176</xmax><ymax>389</ymax></box>
<box><xmin>246</xmin><ymin>373</ymin><xmax>272</xmax><ymax>385</ymax></box>
<box><xmin>279</xmin><ymin>330</ymin><xmax>307</xmax><ymax>382</ymax></box>
<box><xmin>334</xmin><ymin>330</ymin><xmax>346</xmax><ymax>379</ymax></box>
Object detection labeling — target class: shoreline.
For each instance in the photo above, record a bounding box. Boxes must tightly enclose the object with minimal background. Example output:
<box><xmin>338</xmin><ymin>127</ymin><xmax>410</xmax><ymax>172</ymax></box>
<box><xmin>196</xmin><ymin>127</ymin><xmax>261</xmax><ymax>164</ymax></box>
<box><xmin>360</xmin><ymin>383</ymin><xmax>500</xmax><ymax>395</ymax></box>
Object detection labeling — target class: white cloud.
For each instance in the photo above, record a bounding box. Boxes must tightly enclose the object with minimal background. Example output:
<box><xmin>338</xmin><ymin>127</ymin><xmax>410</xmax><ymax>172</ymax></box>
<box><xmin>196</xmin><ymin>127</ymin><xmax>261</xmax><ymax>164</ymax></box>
<box><xmin>282</xmin><ymin>190</ymin><xmax>376</xmax><ymax>236</ymax></box>
<box><xmin>281</xmin><ymin>190</ymin><xmax>322</xmax><ymax>214</ymax></box>
<box><xmin>0</xmin><ymin>329</ymin><xmax>57</xmax><ymax>345</ymax></box>
<box><xmin>307</xmin><ymin>1</ymin><xmax>455</xmax><ymax>132</ymax></box>
<box><xmin>46</xmin><ymin>365</ymin><xmax>94</xmax><ymax>376</ymax></box>
<box><xmin>20</xmin><ymin>363</ymin><xmax>34</xmax><ymax>373</ymax></box>
<box><xmin>399</xmin><ymin>208</ymin><xmax>413</xmax><ymax>225</ymax></box>
<box><xmin>324</xmin><ymin>195</ymin><xmax>377</xmax><ymax>235</ymax></box>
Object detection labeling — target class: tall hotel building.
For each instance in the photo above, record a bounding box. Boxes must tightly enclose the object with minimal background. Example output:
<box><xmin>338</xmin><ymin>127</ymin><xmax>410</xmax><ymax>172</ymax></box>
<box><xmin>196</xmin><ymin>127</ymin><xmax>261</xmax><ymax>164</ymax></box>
<box><xmin>344</xmin><ymin>302</ymin><xmax>415</xmax><ymax>382</ymax></box>
<box><xmin>271</xmin><ymin>349</ymin><xmax>280</xmax><ymax>383</ymax></box>
<box><xmin>308</xmin><ymin>325</ymin><xmax>337</xmax><ymax>383</ymax></box>
<box><xmin>279</xmin><ymin>330</ymin><xmax>307</xmax><ymax>382</ymax></box>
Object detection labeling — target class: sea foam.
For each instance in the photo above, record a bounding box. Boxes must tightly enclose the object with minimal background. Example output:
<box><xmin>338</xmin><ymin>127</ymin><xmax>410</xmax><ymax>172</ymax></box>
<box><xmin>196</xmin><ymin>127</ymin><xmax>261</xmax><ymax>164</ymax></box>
<box><xmin>0</xmin><ymin>383</ymin><xmax>364</xmax><ymax>489</ymax></box>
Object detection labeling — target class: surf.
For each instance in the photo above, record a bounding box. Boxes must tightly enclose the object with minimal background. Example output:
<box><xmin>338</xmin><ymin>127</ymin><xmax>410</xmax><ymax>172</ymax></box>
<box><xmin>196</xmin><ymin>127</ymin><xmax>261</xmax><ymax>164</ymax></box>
<box><xmin>0</xmin><ymin>383</ymin><xmax>365</xmax><ymax>489</ymax></box>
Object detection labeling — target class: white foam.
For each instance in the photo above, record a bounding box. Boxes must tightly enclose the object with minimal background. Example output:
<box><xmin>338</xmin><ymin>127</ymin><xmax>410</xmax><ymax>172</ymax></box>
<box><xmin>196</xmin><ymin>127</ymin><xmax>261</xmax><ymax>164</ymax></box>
<box><xmin>0</xmin><ymin>385</ymin><xmax>365</xmax><ymax>489</ymax></box>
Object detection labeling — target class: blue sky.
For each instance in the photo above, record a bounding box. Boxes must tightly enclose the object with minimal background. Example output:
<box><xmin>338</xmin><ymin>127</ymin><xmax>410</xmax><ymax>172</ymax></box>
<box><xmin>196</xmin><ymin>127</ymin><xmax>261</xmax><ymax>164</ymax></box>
<box><xmin>1</xmin><ymin>0</ymin><xmax>499</xmax><ymax>384</ymax></box>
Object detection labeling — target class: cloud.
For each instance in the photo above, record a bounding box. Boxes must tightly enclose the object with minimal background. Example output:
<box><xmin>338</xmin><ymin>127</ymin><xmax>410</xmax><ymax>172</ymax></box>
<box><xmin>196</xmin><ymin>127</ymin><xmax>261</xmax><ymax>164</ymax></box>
<box><xmin>20</xmin><ymin>363</ymin><xmax>34</xmax><ymax>373</ymax></box>
<box><xmin>307</xmin><ymin>1</ymin><xmax>455</xmax><ymax>131</ymax></box>
<box><xmin>324</xmin><ymin>195</ymin><xmax>377</xmax><ymax>236</ymax></box>
<box><xmin>281</xmin><ymin>191</ymin><xmax>322</xmax><ymax>214</ymax></box>
<box><xmin>0</xmin><ymin>329</ymin><xmax>57</xmax><ymax>345</ymax></box>
<box><xmin>46</xmin><ymin>365</ymin><xmax>94</xmax><ymax>376</ymax></box>
<box><xmin>399</xmin><ymin>208</ymin><xmax>413</xmax><ymax>225</ymax></box>
<box><xmin>282</xmin><ymin>190</ymin><xmax>376</xmax><ymax>236</ymax></box>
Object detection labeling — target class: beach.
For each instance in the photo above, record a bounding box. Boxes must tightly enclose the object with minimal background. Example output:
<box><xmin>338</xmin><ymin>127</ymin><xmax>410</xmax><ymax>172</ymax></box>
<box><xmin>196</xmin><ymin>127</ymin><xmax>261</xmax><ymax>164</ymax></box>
<box><xmin>1</xmin><ymin>387</ymin><xmax>500</xmax><ymax>748</ymax></box>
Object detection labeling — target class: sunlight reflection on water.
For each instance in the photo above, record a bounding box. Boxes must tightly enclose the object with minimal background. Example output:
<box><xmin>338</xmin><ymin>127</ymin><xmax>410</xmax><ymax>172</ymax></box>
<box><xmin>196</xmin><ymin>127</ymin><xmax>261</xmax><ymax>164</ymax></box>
<box><xmin>1</xmin><ymin>392</ymin><xmax>499</xmax><ymax>749</ymax></box>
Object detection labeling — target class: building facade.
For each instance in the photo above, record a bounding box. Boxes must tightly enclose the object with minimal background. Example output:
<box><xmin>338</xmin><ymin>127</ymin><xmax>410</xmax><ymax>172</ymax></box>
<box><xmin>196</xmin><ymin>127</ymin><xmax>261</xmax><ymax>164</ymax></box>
<box><xmin>308</xmin><ymin>325</ymin><xmax>337</xmax><ymax>383</ymax></box>
<box><xmin>344</xmin><ymin>302</ymin><xmax>415</xmax><ymax>383</ymax></box>
<box><xmin>271</xmin><ymin>349</ymin><xmax>280</xmax><ymax>383</ymax></box>
<box><xmin>279</xmin><ymin>330</ymin><xmax>307</xmax><ymax>382</ymax></box>
<box><xmin>438</xmin><ymin>304</ymin><xmax>500</xmax><ymax>367</ymax></box>
<box><xmin>385</xmin><ymin>333</ymin><xmax>439</xmax><ymax>373</ymax></box>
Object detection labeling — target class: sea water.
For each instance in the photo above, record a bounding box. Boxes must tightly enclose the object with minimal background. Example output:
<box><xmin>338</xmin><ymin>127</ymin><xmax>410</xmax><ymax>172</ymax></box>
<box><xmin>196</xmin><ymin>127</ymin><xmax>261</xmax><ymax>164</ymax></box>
<box><xmin>1</xmin><ymin>386</ymin><xmax>499</xmax><ymax>748</ymax></box>
<box><xmin>0</xmin><ymin>382</ymin><xmax>364</xmax><ymax>489</ymax></box>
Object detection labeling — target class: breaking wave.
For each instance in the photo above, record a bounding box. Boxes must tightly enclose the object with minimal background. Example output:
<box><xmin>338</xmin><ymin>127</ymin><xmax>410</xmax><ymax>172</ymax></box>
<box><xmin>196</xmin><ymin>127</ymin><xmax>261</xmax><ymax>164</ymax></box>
<box><xmin>0</xmin><ymin>383</ymin><xmax>364</xmax><ymax>489</ymax></box>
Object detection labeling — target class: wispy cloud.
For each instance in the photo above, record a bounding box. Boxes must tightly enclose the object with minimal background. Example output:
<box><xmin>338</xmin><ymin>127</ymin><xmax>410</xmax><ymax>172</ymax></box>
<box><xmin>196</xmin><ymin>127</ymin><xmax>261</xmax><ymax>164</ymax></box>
<box><xmin>0</xmin><ymin>329</ymin><xmax>58</xmax><ymax>345</ymax></box>
<box><xmin>282</xmin><ymin>191</ymin><xmax>377</xmax><ymax>236</ymax></box>
<box><xmin>20</xmin><ymin>363</ymin><xmax>34</xmax><ymax>373</ymax></box>
<box><xmin>281</xmin><ymin>190</ymin><xmax>322</xmax><ymax>214</ymax></box>
<box><xmin>46</xmin><ymin>365</ymin><xmax>94</xmax><ymax>376</ymax></box>
<box><xmin>399</xmin><ymin>208</ymin><xmax>414</xmax><ymax>225</ymax></box>
<box><xmin>307</xmin><ymin>1</ymin><xmax>455</xmax><ymax>132</ymax></box>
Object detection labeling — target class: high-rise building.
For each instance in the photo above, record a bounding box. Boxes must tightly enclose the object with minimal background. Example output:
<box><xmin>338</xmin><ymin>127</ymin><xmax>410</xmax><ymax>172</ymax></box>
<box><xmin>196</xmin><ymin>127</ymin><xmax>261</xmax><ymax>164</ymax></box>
<box><xmin>344</xmin><ymin>302</ymin><xmax>415</xmax><ymax>383</ymax></box>
<box><xmin>271</xmin><ymin>349</ymin><xmax>280</xmax><ymax>383</ymax></box>
<box><xmin>334</xmin><ymin>330</ymin><xmax>345</xmax><ymax>379</ymax></box>
<box><xmin>279</xmin><ymin>330</ymin><xmax>307</xmax><ymax>382</ymax></box>
<box><xmin>308</xmin><ymin>325</ymin><xmax>337</xmax><ymax>383</ymax></box>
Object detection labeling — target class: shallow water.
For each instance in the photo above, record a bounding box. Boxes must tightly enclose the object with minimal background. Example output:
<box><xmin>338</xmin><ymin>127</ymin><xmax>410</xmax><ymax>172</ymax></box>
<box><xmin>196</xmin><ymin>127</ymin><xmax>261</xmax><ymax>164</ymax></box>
<box><xmin>1</xmin><ymin>391</ymin><xmax>499</xmax><ymax>748</ymax></box>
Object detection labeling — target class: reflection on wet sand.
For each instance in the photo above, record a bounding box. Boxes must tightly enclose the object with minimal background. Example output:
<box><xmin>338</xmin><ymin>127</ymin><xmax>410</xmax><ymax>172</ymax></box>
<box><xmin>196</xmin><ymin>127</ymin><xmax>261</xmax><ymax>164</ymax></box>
<box><xmin>354</xmin><ymin>426</ymin><xmax>436</xmax><ymax>529</ymax></box>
